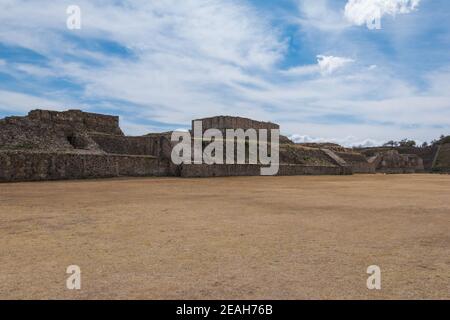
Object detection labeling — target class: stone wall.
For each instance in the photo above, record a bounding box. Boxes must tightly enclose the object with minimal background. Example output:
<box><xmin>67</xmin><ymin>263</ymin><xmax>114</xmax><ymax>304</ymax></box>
<box><xmin>193</xmin><ymin>116</ymin><xmax>279</xmax><ymax>134</ymax></box>
<box><xmin>300</xmin><ymin>143</ymin><xmax>347</xmax><ymax>152</ymax></box>
<box><xmin>90</xmin><ymin>133</ymin><xmax>164</xmax><ymax>157</ymax></box>
<box><xmin>0</xmin><ymin>109</ymin><xmax>124</xmax><ymax>153</ymax></box>
<box><xmin>369</xmin><ymin>150</ymin><xmax>424</xmax><ymax>174</ymax></box>
<box><xmin>180</xmin><ymin>163</ymin><xmax>349</xmax><ymax>178</ymax></box>
<box><xmin>359</xmin><ymin>146</ymin><xmax>437</xmax><ymax>171</ymax></box>
<box><xmin>0</xmin><ymin>115</ymin><xmax>73</xmax><ymax>151</ymax></box>
<box><xmin>396</xmin><ymin>146</ymin><xmax>437</xmax><ymax>171</ymax></box>
<box><xmin>335</xmin><ymin>151</ymin><xmax>375</xmax><ymax>174</ymax></box>
<box><xmin>0</xmin><ymin>109</ymin><xmax>374</xmax><ymax>181</ymax></box>
<box><xmin>279</xmin><ymin>145</ymin><xmax>337</xmax><ymax>166</ymax></box>
<box><xmin>0</xmin><ymin>151</ymin><xmax>167</xmax><ymax>182</ymax></box>
<box><xmin>28</xmin><ymin>109</ymin><xmax>123</xmax><ymax>135</ymax></box>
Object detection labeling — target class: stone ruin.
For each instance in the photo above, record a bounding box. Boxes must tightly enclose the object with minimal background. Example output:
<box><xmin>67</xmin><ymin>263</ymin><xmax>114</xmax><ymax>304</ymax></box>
<box><xmin>192</xmin><ymin>115</ymin><xmax>279</xmax><ymax>138</ymax></box>
<box><xmin>0</xmin><ymin>109</ymin><xmax>440</xmax><ymax>182</ymax></box>
<box><xmin>357</xmin><ymin>143</ymin><xmax>448</xmax><ymax>173</ymax></box>
<box><xmin>368</xmin><ymin>150</ymin><xmax>424</xmax><ymax>174</ymax></box>
<box><xmin>0</xmin><ymin>110</ymin><xmax>173</xmax><ymax>182</ymax></box>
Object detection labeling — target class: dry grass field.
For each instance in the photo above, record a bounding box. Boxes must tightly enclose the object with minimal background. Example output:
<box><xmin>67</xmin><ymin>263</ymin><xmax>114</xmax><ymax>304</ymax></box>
<box><xmin>0</xmin><ymin>174</ymin><xmax>449</xmax><ymax>300</ymax></box>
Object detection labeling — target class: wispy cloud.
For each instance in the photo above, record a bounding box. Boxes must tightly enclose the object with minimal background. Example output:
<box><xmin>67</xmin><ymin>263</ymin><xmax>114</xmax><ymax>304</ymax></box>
<box><xmin>0</xmin><ymin>90</ymin><xmax>65</xmax><ymax>113</ymax></box>
<box><xmin>290</xmin><ymin>134</ymin><xmax>381</xmax><ymax>147</ymax></box>
<box><xmin>295</xmin><ymin>0</ymin><xmax>350</xmax><ymax>32</ymax></box>
<box><xmin>317</xmin><ymin>55</ymin><xmax>354</xmax><ymax>75</ymax></box>
<box><xmin>0</xmin><ymin>0</ymin><xmax>448</xmax><ymax>146</ymax></box>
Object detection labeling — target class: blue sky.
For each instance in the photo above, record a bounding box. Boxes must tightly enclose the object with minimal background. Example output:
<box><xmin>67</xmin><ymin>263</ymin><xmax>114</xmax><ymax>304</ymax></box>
<box><xmin>0</xmin><ymin>0</ymin><xmax>449</xmax><ymax>146</ymax></box>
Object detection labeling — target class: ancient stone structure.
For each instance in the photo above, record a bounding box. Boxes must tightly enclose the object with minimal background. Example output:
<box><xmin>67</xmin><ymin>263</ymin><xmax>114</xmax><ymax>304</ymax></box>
<box><xmin>0</xmin><ymin>110</ymin><xmax>172</xmax><ymax>181</ymax></box>
<box><xmin>334</xmin><ymin>151</ymin><xmax>375</xmax><ymax>173</ymax></box>
<box><xmin>1</xmin><ymin>109</ymin><xmax>436</xmax><ymax>182</ymax></box>
<box><xmin>357</xmin><ymin>144</ymin><xmax>449</xmax><ymax>173</ymax></box>
<box><xmin>180</xmin><ymin>163</ymin><xmax>348</xmax><ymax>178</ymax></box>
<box><xmin>368</xmin><ymin>150</ymin><xmax>424</xmax><ymax>174</ymax></box>
<box><xmin>298</xmin><ymin>143</ymin><xmax>376</xmax><ymax>173</ymax></box>
<box><xmin>0</xmin><ymin>151</ymin><xmax>162</xmax><ymax>182</ymax></box>
<box><xmin>192</xmin><ymin>116</ymin><xmax>279</xmax><ymax>134</ymax></box>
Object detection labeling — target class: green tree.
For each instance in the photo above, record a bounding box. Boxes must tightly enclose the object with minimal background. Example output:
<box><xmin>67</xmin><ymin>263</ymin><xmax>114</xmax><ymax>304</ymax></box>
<box><xmin>398</xmin><ymin>139</ymin><xmax>416</xmax><ymax>147</ymax></box>
<box><xmin>383</xmin><ymin>140</ymin><xmax>397</xmax><ymax>147</ymax></box>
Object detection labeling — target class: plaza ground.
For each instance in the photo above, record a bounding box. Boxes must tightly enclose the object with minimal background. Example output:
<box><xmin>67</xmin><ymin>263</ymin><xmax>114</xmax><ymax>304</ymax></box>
<box><xmin>0</xmin><ymin>174</ymin><xmax>449</xmax><ymax>299</ymax></box>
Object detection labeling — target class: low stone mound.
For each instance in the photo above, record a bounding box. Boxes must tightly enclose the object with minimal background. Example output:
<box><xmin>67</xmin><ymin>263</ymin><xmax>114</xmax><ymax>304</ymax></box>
<box><xmin>279</xmin><ymin>145</ymin><xmax>338</xmax><ymax>166</ymax></box>
<box><xmin>299</xmin><ymin>143</ymin><xmax>347</xmax><ymax>152</ymax></box>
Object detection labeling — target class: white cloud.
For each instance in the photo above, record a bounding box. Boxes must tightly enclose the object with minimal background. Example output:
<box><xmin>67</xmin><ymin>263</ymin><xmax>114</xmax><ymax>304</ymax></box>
<box><xmin>289</xmin><ymin>134</ymin><xmax>381</xmax><ymax>147</ymax></box>
<box><xmin>14</xmin><ymin>64</ymin><xmax>56</xmax><ymax>77</ymax></box>
<box><xmin>281</xmin><ymin>64</ymin><xmax>319</xmax><ymax>76</ymax></box>
<box><xmin>0</xmin><ymin>90</ymin><xmax>65</xmax><ymax>113</ymax></box>
<box><xmin>283</xmin><ymin>55</ymin><xmax>354</xmax><ymax>77</ymax></box>
<box><xmin>317</xmin><ymin>55</ymin><xmax>354</xmax><ymax>75</ymax></box>
<box><xmin>353</xmin><ymin>138</ymin><xmax>380</xmax><ymax>147</ymax></box>
<box><xmin>0</xmin><ymin>0</ymin><xmax>448</xmax><ymax>145</ymax></box>
<box><xmin>296</xmin><ymin>0</ymin><xmax>350</xmax><ymax>31</ymax></box>
<box><xmin>119</xmin><ymin>119</ymin><xmax>161</xmax><ymax>137</ymax></box>
<box><xmin>345</xmin><ymin>0</ymin><xmax>421</xmax><ymax>26</ymax></box>
<box><xmin>0</xmin><ymin>0</ymin><xmax>286</xmax><ymax>123</ymax></box>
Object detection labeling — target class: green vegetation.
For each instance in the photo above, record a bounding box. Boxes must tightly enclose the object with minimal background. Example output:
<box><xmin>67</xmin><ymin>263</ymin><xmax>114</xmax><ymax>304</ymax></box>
<box><xmin>383</xmin><ymin>139</ymin><xmax>417</xmax><ymax>148</ymax></box>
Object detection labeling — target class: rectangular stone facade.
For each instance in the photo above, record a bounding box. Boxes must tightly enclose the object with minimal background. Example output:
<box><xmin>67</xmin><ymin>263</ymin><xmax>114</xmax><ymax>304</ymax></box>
<box><xmin>0</xmin><ymin>109</ymin><xmax>375</xmax><ymax>181</ymax></box>
<box><xmin>335</xmin><ymin>151</ymin><xmax>376</xmax><ymax>174</ymax></box>
<box><xmin>28</xmin><ymin>109</ymin><xmax>123</xmax><ymax>135</ymax></box>
<box><xmin>0</xmin><ymin>151</ymin><xmax>167</xmax><ymax>182</ymax></box>
<box><xmin>89</xmin><ymin>133</ymin><xmax>162</xmax><ymax>156</ymax></box>
<box><xmin>192</xmin><ymin>116</ymin><xmax>279</xmax><ymax>133</ymax></box>
<box><xmin>180</xmin><ymin>164</ymin><xmax>349</xmax><ymax>178</ymax></box>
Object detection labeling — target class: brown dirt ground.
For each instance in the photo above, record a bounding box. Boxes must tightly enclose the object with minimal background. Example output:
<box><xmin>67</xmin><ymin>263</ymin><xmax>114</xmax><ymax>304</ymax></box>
<box><xmin>0</xmin><ymin>174</ymin><xmax>449</xmax><ymax>300</ymax></box>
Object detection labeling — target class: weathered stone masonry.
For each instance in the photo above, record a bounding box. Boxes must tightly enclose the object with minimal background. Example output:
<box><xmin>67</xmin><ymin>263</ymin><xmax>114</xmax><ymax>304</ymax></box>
<box><xmin>0</xmin><ymin>151</ymin><xmax>165</xmax><ymax>182</ymax></box>
<box><xmin>193</xmin><ymin>115</ymin><xmax>279</xmax><ymax>133</ymax></box>
<box><xmin>0</xmin><ymin>109</ymin><xmax>173</xmax><ymax>181</ymax></box>
<box><xmin>0</xmin><ymin>109</ymin><xmax>432</xmax><ymax>182</ymax></box>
